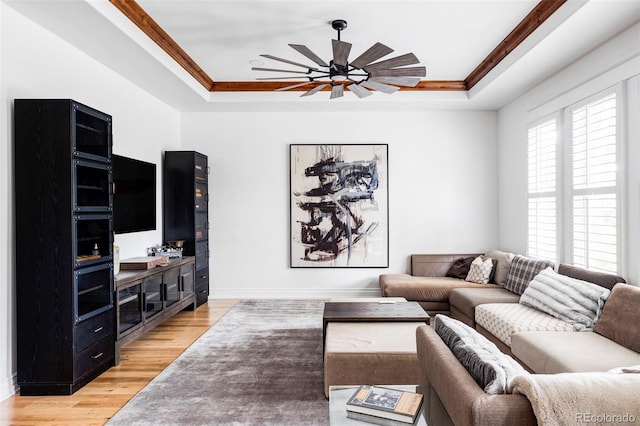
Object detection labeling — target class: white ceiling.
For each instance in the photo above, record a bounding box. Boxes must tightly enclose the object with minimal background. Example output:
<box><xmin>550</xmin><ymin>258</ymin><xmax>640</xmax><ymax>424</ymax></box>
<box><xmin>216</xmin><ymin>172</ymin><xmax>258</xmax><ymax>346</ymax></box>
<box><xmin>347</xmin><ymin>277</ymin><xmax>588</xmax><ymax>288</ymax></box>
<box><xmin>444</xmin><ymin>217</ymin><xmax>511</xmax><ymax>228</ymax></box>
<box><xmin>5</xmin><ymin>0</ymin><xmax>640</xmax><ymax>111</ymax></box>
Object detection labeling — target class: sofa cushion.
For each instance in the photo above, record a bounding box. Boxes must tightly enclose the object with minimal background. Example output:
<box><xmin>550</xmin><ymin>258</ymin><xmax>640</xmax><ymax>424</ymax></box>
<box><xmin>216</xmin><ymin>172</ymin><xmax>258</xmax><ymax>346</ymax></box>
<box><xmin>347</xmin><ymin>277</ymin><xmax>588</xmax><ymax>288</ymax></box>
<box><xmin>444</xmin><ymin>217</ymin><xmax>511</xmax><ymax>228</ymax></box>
<box><xmin>450</xmin><ymin>287</ymin><xmax>521</xmax><ymax>325</ymax></box>
<box><xmin>593</xmin><ymin>283</ymin><xmax>640</xmax><ymax>353</ymax></box>
<box><xmin>475</xmin><ymin>303</ymin><xmax>574</xmax><ymax>347</ymax></box>
<box><xmin>434</xmin><ymin>315</ymin><xmax>528</xmax><ymax>394</ymax></box>
<box><xmin>484</xmin><ymin>249</ymin><xmax>515</xmax><ymax>286</ymax></box>
<box><xmin>504</xmin><ymin>255</ymin><xmax>554</xmax><ymax>295</ymax></box>
<box><xmin>446</xmin><ymin>256</ymin><xmax>475</xmax><ymax>279</ymax></box>
<box><xmin>519</xmin><ymin>267</ymin><xmax>610</xmax><ymax>331</ymax></box>
<box><xmin>379</xmin><ymin>274</ymin><xmax>493</xmax><ymax>303</ymax></box>
<box><xmin>557</xmin><ymin>264</ymin><xmax>625</xmax><ymax>290</ymax></box>
<box><xmin>511</xmin><ymin>331</ymin><xmax>640</xmax><ymax>374</ymax></box>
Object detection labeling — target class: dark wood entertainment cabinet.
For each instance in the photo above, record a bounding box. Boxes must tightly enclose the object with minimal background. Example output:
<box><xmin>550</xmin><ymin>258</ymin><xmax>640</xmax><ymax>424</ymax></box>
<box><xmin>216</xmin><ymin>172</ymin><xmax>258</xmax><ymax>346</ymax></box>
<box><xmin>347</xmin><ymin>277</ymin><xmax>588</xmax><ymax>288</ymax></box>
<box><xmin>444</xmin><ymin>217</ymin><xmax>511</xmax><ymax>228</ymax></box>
<box><xmin>163</xmin><ymin>151</ymin><xmax>210</xmax><ymax>307</ymax></box>
<box><xmin>14</xmin><ymin>99</ymin><xmax>115</xmax><ymax>395</ymax></box>
<box><xmin>114</xmin><ymin>257</ymin><xmax>196</xmax><ymax>363</ymax></box>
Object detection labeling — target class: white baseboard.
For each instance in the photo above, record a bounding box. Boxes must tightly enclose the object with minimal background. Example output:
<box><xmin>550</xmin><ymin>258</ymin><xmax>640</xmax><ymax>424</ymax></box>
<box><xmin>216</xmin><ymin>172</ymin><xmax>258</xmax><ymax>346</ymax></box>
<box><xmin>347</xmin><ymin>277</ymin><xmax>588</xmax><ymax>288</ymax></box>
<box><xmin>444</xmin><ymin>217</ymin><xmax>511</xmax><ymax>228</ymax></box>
<box><xmin>210</xmin><ymin>288</ymin><xmax>383</xmax><ymax>299</ymax></box>
<box><xmin>0</xmin><ymin>372</ymin><xmax>17</xmax><ymax>402</ymax></box>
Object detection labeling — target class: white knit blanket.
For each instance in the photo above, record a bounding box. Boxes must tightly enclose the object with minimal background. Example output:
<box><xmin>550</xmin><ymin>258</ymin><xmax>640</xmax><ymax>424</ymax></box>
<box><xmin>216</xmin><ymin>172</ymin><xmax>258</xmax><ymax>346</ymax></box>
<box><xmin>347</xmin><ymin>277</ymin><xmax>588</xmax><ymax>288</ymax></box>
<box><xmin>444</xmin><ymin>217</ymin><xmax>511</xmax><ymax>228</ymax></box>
<box><xmin>512</xmin><ymin>368</ymin><xmax>640</xmax><ymax>426</ymax></box>
<box><xmin>520</xmin><ymin>267</ymin><xmax>610</xmax><ymax>331</ymax></box>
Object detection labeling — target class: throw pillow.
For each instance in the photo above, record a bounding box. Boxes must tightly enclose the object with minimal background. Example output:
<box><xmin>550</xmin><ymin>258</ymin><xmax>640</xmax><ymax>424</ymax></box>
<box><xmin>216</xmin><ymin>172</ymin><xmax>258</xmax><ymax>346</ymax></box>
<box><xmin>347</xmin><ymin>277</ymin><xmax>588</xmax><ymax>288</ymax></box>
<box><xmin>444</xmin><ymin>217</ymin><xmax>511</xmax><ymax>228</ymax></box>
<box><xmin>434</xmin><ymin>315</ymin><xmax>528</xmax><ymax>394</ymax></box>
<box><xmin>484</xmin><ymin>249</ymin><xmax>515</xmax><ymax>286</ymax></box>
<box><xmin>504</xmin><ymin>255</ymin><xmax>554</xmax><ymax>295</ymax></box>
<box><xmin>465</xmin><ymin>256</ymin><xmax>495</xmax><ymax>284</ymax></box>
<box><xmin>520</xmin><ymin>267</ymin><xmax>610</xmax><ymax>331</ymax></box>
<box><xmin>446</xmin><ymin>256</ymin><xmax>476</xmax><ymax>279</ymax></box>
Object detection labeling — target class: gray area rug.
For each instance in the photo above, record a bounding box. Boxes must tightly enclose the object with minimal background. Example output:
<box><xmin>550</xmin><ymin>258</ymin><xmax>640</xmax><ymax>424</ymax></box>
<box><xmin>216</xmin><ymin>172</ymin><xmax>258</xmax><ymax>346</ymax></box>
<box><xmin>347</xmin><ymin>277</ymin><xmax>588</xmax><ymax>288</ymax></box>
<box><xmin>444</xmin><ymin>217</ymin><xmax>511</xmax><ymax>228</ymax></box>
<box><xmin>108</xmin><ymin>300</ymin><xmax>329</xmax><ymax>425</ymax></box>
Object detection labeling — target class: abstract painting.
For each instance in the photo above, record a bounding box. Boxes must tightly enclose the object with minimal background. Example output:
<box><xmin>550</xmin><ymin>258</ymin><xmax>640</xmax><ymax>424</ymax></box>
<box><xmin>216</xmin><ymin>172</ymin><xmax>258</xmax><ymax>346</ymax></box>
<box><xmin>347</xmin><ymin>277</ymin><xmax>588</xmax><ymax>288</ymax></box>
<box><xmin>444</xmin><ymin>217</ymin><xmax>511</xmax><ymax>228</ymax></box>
<box><xmin>290</xmin><ymin>144</ymin><xmax>388</xmax><ymax>268</ymax></box>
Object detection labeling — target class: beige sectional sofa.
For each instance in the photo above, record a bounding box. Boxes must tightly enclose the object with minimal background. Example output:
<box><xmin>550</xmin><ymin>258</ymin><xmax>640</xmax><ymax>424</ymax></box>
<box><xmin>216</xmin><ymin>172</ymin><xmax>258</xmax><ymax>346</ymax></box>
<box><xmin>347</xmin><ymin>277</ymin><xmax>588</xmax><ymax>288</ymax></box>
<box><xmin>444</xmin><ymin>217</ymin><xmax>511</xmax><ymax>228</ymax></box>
<box><xmin>381</xmin><ymin>251</ymin><xmax>639</xmax><ymax>425</ymax></box>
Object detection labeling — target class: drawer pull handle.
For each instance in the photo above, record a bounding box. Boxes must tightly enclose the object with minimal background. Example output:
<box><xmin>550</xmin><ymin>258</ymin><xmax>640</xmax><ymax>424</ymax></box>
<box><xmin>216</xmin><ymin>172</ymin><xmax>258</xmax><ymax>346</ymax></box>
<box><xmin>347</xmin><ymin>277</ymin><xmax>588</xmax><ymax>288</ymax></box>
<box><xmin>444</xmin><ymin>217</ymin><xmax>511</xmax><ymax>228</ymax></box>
<box><xmin>91</xmin><ymin>352</ymin><xmax>104</xmax><ymax>360</ymax></box>
<box><xmin>92</xmin><ymin>327</ymin><xmax>104</xmax><ymax>333</ymax></box>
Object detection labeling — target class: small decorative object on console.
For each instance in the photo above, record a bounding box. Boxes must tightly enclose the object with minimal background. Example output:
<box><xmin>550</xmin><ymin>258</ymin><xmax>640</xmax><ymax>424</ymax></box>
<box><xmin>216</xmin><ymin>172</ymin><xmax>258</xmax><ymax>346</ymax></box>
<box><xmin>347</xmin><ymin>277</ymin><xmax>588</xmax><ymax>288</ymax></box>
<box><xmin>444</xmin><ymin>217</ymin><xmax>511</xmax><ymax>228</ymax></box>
<box><xmin>346</xmin><ymin>385</ymin><xmax>423</xmax><ymax>424</ymax></box>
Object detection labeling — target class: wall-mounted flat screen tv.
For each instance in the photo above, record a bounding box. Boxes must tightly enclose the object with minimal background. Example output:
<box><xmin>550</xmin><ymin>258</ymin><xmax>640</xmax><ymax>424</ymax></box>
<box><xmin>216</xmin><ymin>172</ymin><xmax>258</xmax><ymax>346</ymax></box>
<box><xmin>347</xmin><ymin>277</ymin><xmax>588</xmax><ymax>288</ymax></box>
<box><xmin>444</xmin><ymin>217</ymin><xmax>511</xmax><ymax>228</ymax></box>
<box><xmin>113</xmin><ymin>154</ymin><xmax>156</xmax><ymax>234</ymax></box>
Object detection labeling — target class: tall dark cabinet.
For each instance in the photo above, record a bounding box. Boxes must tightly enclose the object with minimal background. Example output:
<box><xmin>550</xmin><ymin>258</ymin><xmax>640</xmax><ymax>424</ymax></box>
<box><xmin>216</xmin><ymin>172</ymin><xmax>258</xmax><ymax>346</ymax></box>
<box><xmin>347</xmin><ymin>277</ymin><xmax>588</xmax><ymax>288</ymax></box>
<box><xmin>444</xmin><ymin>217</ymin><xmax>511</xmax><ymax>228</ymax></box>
<box><xmin>163</xmin><ymin>151</ymin><xmax>210</xmax><ymax>307</ymax></box>
<box><xmin>14</xmin><ymin>99</ymin><xmax>115</xmax><ymax>395</ymax></box>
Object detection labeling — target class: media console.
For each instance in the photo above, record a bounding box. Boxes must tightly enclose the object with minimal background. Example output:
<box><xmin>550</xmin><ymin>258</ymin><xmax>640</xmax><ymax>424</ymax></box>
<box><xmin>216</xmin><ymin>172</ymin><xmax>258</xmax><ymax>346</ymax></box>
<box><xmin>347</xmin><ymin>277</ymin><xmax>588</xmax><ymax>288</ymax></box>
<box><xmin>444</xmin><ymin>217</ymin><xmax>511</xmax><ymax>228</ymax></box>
<box><xmin>114</xmin><ymin>256</ymin><xmax>196</xmax><ymax>363</ymax></box>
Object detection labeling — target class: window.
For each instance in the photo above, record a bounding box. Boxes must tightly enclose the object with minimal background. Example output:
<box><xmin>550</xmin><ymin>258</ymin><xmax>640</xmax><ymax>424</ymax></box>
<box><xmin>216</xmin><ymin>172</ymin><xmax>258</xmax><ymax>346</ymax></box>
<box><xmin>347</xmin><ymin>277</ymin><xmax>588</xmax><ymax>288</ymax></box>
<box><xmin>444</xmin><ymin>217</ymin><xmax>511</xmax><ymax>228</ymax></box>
<box><xmin>569</xmin><ymin>92</ymin><xmax>618</xmax><ymax>273</ymax></box>
<box><xmin>527</xmin><ymin>118</ymin><xmax>557</xmax><ymax>262</ymax></box>
<box><xmin>527</xmin><ymin>90</ymin><xmax>621</xmax><ymax>274</ymax></box>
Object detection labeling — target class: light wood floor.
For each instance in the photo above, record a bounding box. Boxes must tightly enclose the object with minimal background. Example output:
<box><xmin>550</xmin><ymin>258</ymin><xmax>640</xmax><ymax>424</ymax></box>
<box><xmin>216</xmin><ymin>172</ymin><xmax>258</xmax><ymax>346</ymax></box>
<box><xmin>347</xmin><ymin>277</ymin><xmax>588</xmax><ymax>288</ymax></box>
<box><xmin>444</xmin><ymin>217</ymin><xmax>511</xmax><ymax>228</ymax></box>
<box><xmin>0</xmin><ymin>299</ymin><xmax>239</xmax><ymax>426</ymax></box>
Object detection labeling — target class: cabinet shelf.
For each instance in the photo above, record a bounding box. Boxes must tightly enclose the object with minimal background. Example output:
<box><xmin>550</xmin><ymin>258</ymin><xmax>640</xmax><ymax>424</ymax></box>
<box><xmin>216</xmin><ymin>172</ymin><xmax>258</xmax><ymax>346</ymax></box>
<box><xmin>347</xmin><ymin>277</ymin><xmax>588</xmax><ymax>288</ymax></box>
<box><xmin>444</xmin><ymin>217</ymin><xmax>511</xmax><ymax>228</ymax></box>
<box><xmin>76</xmin><ymin>122</ymin><xmax>104</xmax><ymax>135</ymax></box>
<box><xmin>118</xmin><ymin>294</ymin><xmax>138</xmax><ymax>305</ymax></box>
<box><xmin>78</xmin><ymin>284</ymin><xmax>103</xmax><ymax>296</ymax></box>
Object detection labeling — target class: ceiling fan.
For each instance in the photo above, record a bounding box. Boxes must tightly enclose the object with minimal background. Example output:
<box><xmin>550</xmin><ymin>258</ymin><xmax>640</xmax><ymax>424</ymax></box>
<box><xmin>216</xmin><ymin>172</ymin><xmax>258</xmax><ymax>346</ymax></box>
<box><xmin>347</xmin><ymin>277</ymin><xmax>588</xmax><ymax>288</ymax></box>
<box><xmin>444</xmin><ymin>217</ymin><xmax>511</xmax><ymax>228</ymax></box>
<box><xmin>252</xmin><ymin>19</ymin><xmax>426</xmax><ymax>99</ymax></box>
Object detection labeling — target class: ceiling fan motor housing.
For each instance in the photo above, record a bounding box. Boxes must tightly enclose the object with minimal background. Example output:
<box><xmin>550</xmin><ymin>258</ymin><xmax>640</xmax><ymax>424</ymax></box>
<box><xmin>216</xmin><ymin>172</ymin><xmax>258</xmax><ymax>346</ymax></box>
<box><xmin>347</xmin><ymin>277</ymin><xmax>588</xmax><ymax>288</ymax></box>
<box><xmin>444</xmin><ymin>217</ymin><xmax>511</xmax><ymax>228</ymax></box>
<box><xmin>329</xmin><ymin>61</ymin><xmax>351</xmax><ymax>81</ymax></box>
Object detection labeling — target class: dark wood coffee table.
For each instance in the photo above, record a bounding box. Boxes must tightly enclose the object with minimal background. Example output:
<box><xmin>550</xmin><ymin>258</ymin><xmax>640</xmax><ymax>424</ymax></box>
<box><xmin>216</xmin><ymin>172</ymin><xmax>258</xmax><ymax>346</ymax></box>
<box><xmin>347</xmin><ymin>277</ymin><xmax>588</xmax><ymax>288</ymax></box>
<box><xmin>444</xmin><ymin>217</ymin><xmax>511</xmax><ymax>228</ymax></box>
<box><xmin>322</xmin><ymin>301</ymin><xmax>430</xmax><ymax>343</ymax></box>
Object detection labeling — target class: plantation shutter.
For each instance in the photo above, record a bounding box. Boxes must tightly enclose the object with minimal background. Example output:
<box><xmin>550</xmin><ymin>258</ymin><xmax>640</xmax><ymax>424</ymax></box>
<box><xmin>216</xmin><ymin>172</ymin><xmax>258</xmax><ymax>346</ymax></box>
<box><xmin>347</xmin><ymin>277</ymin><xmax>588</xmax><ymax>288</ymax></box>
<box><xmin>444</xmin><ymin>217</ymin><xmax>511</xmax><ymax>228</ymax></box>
<box><xmin>570</xmin><ymin>92</ymin><xmax>618</xmax><ymax>273</ymax></box>
<box><xmin>527</xmin><ymin>118</ymin><xmax>557</xmax><ymax>262</ymax></box>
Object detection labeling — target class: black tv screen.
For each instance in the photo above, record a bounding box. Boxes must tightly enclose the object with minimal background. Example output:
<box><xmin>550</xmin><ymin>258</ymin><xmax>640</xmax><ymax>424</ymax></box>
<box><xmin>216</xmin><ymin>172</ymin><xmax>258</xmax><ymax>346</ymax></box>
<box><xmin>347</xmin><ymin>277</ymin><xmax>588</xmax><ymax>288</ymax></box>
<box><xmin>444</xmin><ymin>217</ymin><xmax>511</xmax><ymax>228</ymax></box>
<box><xmin>112</xmin><ymin>154</ymin><xmax>156</xmax><ymax>234</ymax></box>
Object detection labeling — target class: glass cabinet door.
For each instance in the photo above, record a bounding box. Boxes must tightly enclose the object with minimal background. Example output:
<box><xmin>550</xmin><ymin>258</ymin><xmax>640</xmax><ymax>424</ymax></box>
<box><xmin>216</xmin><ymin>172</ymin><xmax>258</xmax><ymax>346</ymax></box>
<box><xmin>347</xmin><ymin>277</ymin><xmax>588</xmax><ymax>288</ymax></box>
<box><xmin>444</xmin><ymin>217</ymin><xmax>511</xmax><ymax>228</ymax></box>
<box><xmin>195</xmin><ymin>182</ymin><xmax>208</xmax><ymax>212</ymax></box>
<box><xmin>195</xmin><ymin>241</ymin><xmax>208</xmax><ymax>271</ymax></box>
<box><xmin>74</xmin><ymin>215</ymin><xmax>112</xmax><ymax>267</ymax></box>
<box><xmin>194</xmin><ymin>155</ymin><xmax>207</xmax><ymax>182</ymax></box>
<box><xmin>74</xmin><ymin>160</ymin><xmax>112</xmax><ymax>212</ymax></box>
<box><xmin>143</xmin><ymin>274</ymin><xmax>163</xmax><ymax>319</ymax></box>
<box><xmin>180</xmin><ymin>264</ymin><xmax>195</xmax><ymax>297</ymax></box>
<box><xmin>164</xmin><ymin>268</ymin><xmax>180</xmax><ymax>308</ymax></box>
<box><xmin>75</xmin><ymin>263</ymin><xmax>113</xmax><ymax>322</ymax></box>
<box><xmin>73</xmin><ymin>104</ymin><xmax>111</xmax><ymax>161</ymax></box>
<box><xmin>118</xmin><ymin>282</ymin><xmax>142</xmax><ymax>335</ymax></box>
<box><xmin>195</xmin><ymin>212</ymin><xmax>208</xmax><ymax>240</ymax></box>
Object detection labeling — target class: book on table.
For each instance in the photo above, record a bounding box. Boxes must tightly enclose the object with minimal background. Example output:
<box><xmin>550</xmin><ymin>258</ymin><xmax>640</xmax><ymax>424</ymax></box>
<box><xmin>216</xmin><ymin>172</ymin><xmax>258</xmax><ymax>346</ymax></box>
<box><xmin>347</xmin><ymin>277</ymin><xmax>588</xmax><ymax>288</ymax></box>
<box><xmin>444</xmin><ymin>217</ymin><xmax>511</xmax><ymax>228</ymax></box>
<box><xmin>345</xmin><ymin>385</ymin><xmax>423</xmax><ymax>424</ymax></box>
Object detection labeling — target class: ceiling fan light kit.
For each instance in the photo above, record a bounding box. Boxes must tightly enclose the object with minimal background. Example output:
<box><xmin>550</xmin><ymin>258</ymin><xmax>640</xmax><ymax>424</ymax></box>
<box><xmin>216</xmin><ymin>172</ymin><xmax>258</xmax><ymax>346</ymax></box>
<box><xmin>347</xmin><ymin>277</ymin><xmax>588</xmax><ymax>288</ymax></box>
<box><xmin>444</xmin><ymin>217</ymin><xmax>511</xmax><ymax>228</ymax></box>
<box><xmin>252</xmin><ymin>19</ymin><xmax>426</xmax><ymax>99</ymax></box>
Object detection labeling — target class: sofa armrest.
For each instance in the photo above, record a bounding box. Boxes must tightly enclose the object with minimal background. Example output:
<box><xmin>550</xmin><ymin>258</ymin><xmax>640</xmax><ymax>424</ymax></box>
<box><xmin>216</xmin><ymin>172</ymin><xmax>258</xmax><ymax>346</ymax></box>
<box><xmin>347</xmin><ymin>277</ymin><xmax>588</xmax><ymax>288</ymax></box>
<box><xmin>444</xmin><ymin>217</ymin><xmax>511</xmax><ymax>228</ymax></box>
<box><xmin>416</xmin><ymin>325</ymin><xmax>535</xmax><ymax>426</ymax></box>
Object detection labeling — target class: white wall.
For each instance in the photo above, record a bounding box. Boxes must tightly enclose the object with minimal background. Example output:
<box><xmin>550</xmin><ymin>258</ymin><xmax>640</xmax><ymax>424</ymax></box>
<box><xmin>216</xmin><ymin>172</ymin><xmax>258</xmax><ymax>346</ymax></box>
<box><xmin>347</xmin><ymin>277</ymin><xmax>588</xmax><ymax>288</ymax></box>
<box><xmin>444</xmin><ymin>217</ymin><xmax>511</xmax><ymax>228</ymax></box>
<box><xmin>0</xmin><ymin>3</ymin><xmax>180</xmax><ymax>400</ymax></box>
<box><xmin>182</xmin><ymin>110</ymin><xmax>498</xmax><ymax>298</ymax></box>
<box><xmin>497</xmin><ymin>24</ymin><xmax>640</xmax><ymax>283</ymax></box>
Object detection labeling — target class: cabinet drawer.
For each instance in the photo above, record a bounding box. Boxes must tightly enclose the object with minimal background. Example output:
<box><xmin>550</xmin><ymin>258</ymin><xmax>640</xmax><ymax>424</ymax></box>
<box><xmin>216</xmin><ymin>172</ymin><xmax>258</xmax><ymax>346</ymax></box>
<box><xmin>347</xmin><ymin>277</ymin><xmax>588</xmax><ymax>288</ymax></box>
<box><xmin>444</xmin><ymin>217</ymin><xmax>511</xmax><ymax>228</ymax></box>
<box><xmin>74</xmin><ymin>336</ymin><xmax>114</xmax><ymax>380</ymax></box>
<box><xmin>75</xmin><ymin>310</ymin><xmax>113</xmax><ymax>353</ymax></box>
<box><xmin>195</xmin><ymin>267</ymin><xmax>209</xmax><ymax>289</ymax></box>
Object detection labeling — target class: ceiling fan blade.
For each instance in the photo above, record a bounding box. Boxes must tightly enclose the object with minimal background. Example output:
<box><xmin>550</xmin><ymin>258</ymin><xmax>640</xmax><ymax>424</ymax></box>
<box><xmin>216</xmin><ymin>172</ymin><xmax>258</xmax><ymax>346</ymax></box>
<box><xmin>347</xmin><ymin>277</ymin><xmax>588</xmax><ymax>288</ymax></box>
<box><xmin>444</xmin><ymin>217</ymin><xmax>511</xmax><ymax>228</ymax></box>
<box><xmin>256</xmin><ymin>76</ymin><xmax>310</xmax><ymax>80</ymax></box>
<box><xmin>275</xmin><ymin>81</ymin><xmax>315</xmax><ymax>91</ymax></box>
<box><xmin>260</xmin><ymin>54</ymin><xmax>317</xmax><ymax>71</ymax></box>
<box><xmin>350</xmin><ymin>42</ymin><xmax>394</xmax><ymax>69</ymax></box>
<box><xmin>370</xmin><ymin>76</ymin><xmax>421</xmax><ymax>87</ymax></box>
<box><xmin>370</xmin><ymin>66</ymin><xmax>426</xmax><ymax>77</ymax></box>
<box><xmin>289</xmin><ymin>44</ymin><xmax>329</xmax><ymax>67</ymax></box>
<box><xmin>330</xmin><ymin>84</ymin><xmax>344</xmax><ymax>99</ymax></box>
<box><xmin>301</xmin><ymin>83</ymin><xmax>330</xmax><ymax>97</ymax></box>
<box><xmin>365</xmin><ymin>53</ymin><xmax>420</xmax><ymax>70</ymax></box>
<box><xmin>332</xmin><ymin>39</ymin><xmax>352</xmax><ymax>66</ymax></box>
<box><xmin>252</xmin><ymin>67</ymin><xmax>311</xmax><ymax>74</ymax></box>
<box><xmin>359</xmin><ymin>80</ymin><xmax>400</xmax><ymax>94</ymax></box>
<box><xmin>347</xmin><ymin>83</ymin><xmax>372</xmax><ymax>99</ymax></box>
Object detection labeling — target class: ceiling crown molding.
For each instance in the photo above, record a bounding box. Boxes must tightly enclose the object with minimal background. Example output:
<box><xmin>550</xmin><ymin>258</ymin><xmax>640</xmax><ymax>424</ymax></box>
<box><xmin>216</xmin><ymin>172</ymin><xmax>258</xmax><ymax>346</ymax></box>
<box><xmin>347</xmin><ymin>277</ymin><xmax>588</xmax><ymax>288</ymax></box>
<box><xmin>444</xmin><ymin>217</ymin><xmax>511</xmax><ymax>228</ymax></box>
<box><xmin>109</xmin><ymin>0</ymin><xmax>567</xmax><ymax>93</ymax></box>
